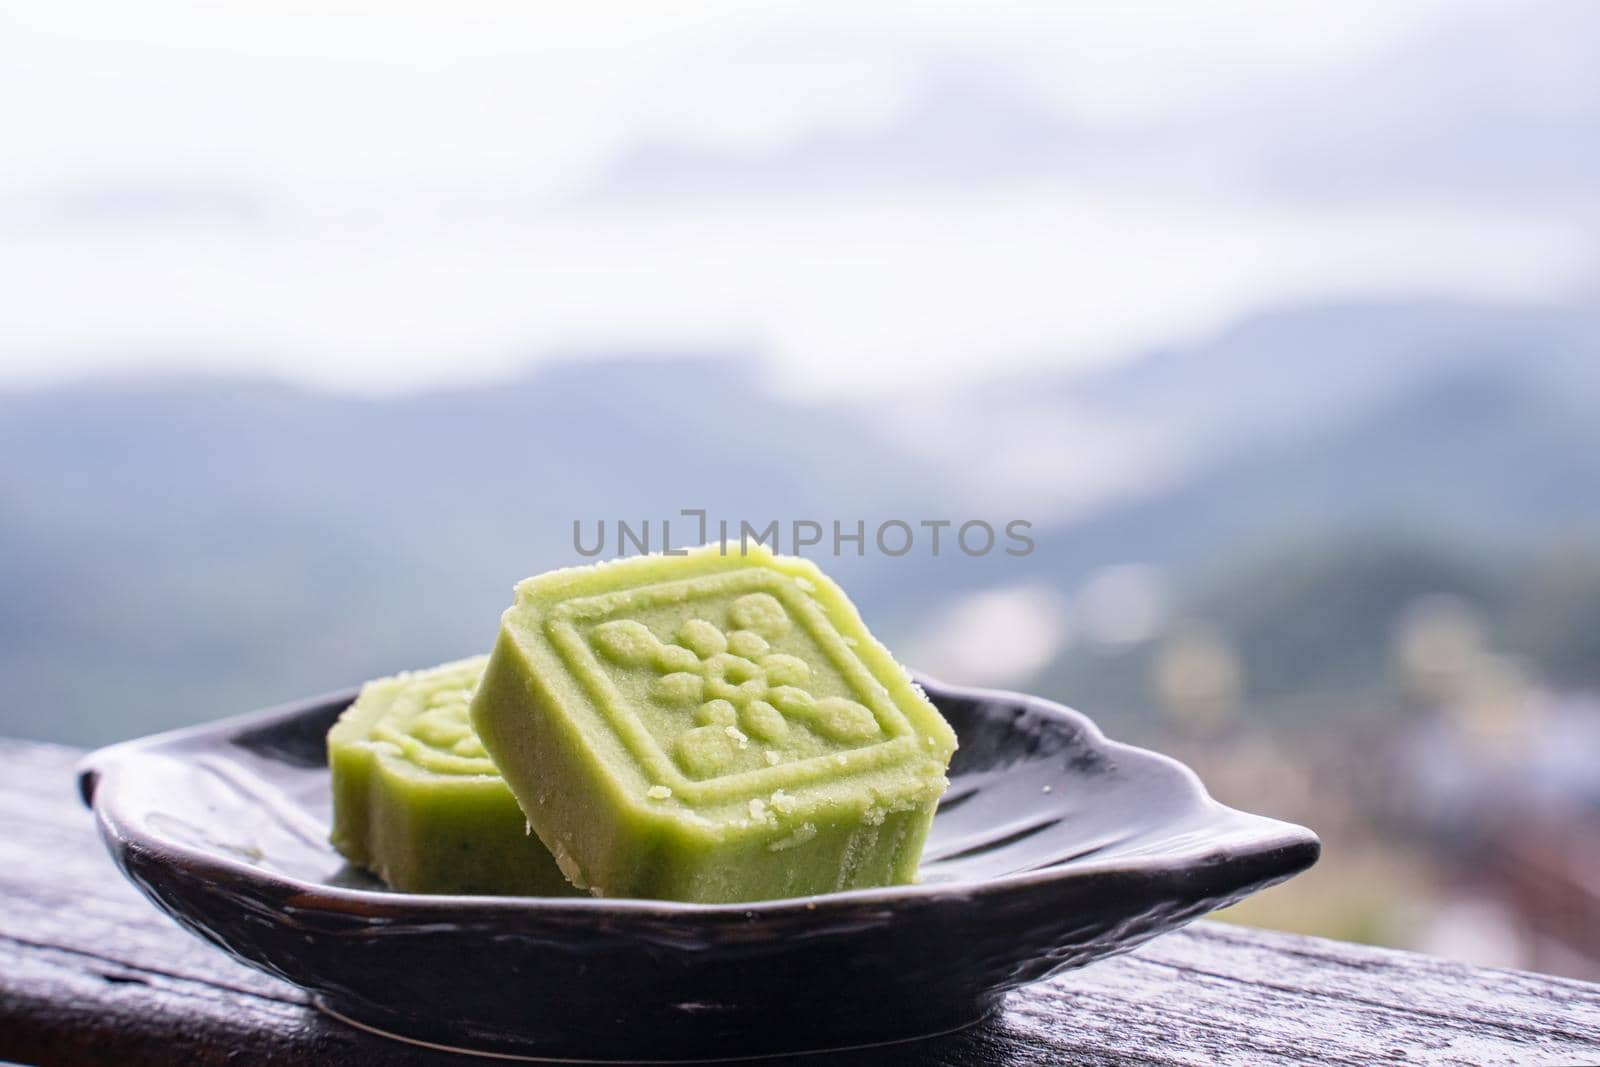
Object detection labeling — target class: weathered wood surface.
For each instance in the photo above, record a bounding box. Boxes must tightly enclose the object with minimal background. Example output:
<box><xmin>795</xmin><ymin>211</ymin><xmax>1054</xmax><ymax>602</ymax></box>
<box><xmin>1</xmin><ymin>737</ymin><xmax>1596</xmax><ymax>1066</ymax></box>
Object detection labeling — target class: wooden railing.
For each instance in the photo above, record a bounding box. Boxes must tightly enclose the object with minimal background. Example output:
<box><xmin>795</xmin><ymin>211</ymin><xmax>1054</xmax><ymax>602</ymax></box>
<box><xmin>2</xmin><ymin>738</ymin><xmax>1597</xmax><ymax>1065</ymax></box>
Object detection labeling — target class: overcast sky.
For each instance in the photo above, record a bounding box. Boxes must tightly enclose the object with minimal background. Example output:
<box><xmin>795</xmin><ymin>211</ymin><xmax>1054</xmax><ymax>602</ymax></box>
<box><xmin>0</xmin><ymin>0</ymin><xmax>1595</xmax><ymax>397</ymax></box>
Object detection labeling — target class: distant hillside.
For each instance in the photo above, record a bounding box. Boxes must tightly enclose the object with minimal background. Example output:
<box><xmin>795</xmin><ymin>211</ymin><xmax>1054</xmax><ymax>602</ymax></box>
<box><xmin>4</xmin><ymin>298</ymin><xmax>1599</xmax><ymax>746</ymax></box>
<box><xmin>1068</xmin><ymin>297</ymin><xmax>1600</xmax><ymax>449</ymax></box>
<box><xmin>1048</xmin><ymin>367</ymin><xmax>1600</xmax><ymax>569</ymax></box>
<box><xmin>1017</xmin><ymin>367</ymin><xmax>1600</xmax><ymax>731</ymax></box>
<box><xmin>0</xmin><ymin>359</ymin><xmax>946</xmax><ymax>744</ymax></box>
<box><xmin>1033</xmin><ymin>532</ymin><xmax>1600</xmax><ymax>734</ymax></box>
<box><xmin>873</xmin><ymin>359</ymin><xmax>1600</xmax><ymax>636</ymax></box>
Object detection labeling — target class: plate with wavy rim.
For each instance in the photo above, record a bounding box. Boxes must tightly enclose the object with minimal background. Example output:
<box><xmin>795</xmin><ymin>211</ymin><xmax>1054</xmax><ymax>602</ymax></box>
<box><xmin>79</xmin><ymin>675</ymin><xmax>1318</xmax><ymax>1062</ymax></box>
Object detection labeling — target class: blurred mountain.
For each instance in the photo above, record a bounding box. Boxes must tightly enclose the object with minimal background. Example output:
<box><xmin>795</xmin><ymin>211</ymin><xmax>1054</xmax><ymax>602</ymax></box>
<box><xmin>4</xmin><ymin>297</ymin><xmax>1600</xmax><ymax>746</ymax></box>
<box><xmin>883</xmin><ymin>299</ymin><xmax>1600</xmax><ymax>611</ymax></box>
<box><xmin>1043</xmin><ymin>363</ymin><xmax>1600</xmax><ymax>572</ymax></box>
<box><xmin>1000</xmin><ymin>310</ymin><xmax>1600</xmax><ymax>730</ymax></box>
<box><xmin>1033</xmin><ymin>531</ymin><xmax>1600</xmax><ymax>736</ymax></box>
<box><xmin>1058</xmin><ymin>297</ymin><xmax>1599</xmax><ymax>455</ymax></box>
<box><xmin>0</xmin><ymin>357</ymin><xmax>946</xmax><ymax>744</ymax></box>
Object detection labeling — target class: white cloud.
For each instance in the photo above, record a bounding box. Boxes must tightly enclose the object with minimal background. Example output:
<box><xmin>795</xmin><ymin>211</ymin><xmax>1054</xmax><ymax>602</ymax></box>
<box><xmin>904</xmin><ymin>584</ymin><xmax>1072</xmax><ymax>686</ymax></box>
<box><xmin>0</xmin><ymin>184</ymin><xmax>1591</xmax><ymax>394</ymax></box>
<box><xmin>0</xmin><ymin>0</ymin><xmax>1592</xmax><ymax>398</ymax></box>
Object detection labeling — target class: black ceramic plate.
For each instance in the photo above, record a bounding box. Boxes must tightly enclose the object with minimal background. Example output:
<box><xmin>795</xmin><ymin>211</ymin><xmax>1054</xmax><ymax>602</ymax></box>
<box><xmin>80</xmin><ymin>677</ymin><xmax>1318</xmax><ymax>1062</ymax></box>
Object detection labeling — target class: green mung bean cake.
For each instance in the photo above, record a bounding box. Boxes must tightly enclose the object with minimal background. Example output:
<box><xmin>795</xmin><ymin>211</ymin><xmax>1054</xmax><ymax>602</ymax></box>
<box><xmin>328</xmin><ymin>656</ymin><xmax>575</xmax><ymax>896</ymax></box>
<box><xmin>470</xmin><ymin>544</ymin><xmax>958</xmax><ymax>903</ymax></box>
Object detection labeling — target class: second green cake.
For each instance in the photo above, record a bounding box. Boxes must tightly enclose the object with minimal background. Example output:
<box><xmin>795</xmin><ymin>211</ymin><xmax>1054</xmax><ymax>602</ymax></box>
<box><xmin>328</xmin><ymin>656</ymin><xmax>575</xmax><ymax>896</ymax></box>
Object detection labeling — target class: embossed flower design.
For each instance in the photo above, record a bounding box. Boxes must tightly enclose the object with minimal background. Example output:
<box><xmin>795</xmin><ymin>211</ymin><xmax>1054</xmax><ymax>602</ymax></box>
<box><xmin>375</xmin><ymin>665</ymin><xmax>496</xmax><ymax>777</ymax></box>
<box><xmin>408</xmin><ymin>697</ymin><xmax>489</xmax><ymax>761</ymax></box>
<box><xmin>591</xmin><ymin>593</ymin><xmax>881</xmax><ymax>777</ymax></box>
